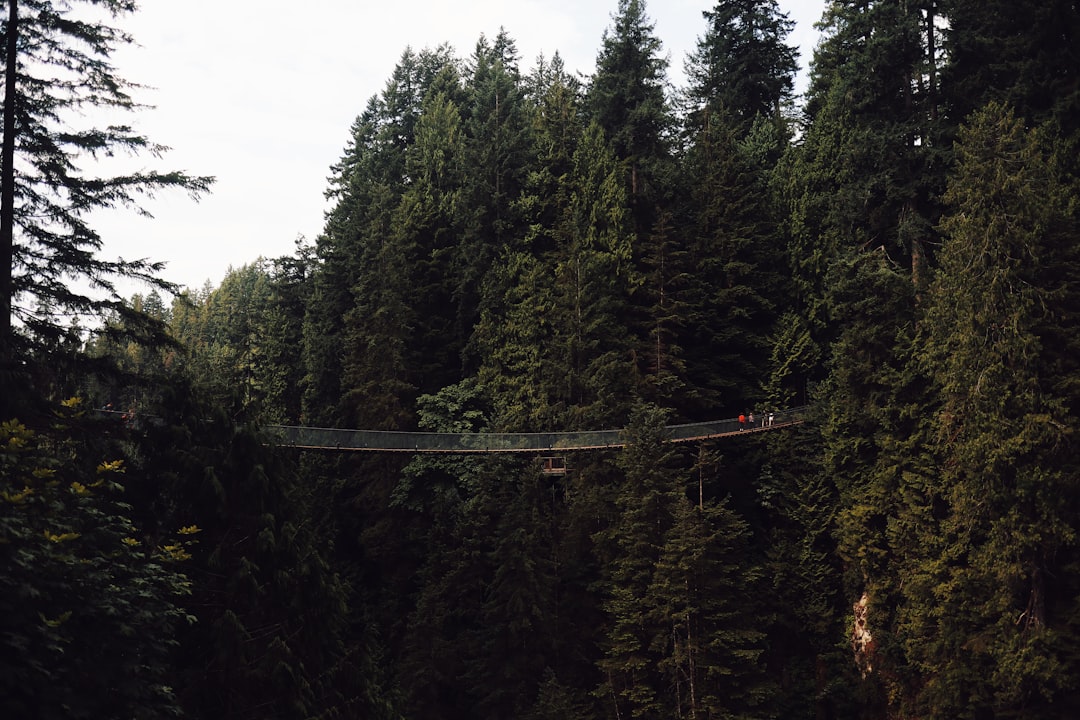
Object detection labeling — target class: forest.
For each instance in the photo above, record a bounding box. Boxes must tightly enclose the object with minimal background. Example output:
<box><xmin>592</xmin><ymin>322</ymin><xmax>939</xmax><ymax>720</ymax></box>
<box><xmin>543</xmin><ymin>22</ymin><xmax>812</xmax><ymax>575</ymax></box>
<box><xmin>3</xmin><ymin>0</ymin><xmax>1080</xmax><ymax>718</ymax></box>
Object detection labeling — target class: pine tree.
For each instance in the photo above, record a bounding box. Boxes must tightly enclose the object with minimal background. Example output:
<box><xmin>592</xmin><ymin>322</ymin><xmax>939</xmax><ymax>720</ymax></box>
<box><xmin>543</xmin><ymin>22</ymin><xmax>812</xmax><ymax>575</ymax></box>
<box><xmin>390</xmin><ymin>379</ymin><xmax>560</xmax><ymax>720</ymax></box>
<box><xmin>0</xmin><ymin>0</ymin><xmax>210</xmax><ymax>393</ymax></box>
<box><xmin>456</xmin><ymin>31</ymin><xmax>533</xmax><ymax>373</ymax></box>
<box><xmin>130</xmin><ymin>385</ymin><xmax>376</xmax><ymax>719</ymax></box>
<box><xmin>941</xmin><ymin>0</ymin><xmax>1080</xmax><ymax>138</ymax></box>
<box><xmin>480</xmin><ymin>116</ymin><xmax>635</xmax><ymax>433</ymax></box>
<box><xmin>900</xmin><ymin>102</ymin><xmax>1080</xmax><ymax>718</ymax></box>
<box><xmin>587</xmin><ymin>0</ymin><xmax>673</xmax><ymax>236</ymax></box>
<box><xmin>684</xmin><ymin>0</ymin><xmax>799</xmax><ymax>134</ymax></box>
<box><xmin>756</xmin><ymin>424</ymin><xmax>859</xmax><ymax>718</ymax></box>
<box><xmin>392</xmin><ymin>70</ymin><xmax>468</xmax><ymax>398</ymax></box>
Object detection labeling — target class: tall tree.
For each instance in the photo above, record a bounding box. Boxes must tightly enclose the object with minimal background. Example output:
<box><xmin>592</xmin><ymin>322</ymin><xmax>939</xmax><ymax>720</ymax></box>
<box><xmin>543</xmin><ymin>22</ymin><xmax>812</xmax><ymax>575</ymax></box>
<box><xmin>553</xmin><ymin>120</ymin><xmax>638</xmax><ymax>428</ymax></box>
<box><xmin>941</xmin><ymin>0</ymin><xmax>1080</xmax><ymax>139</ymax></box>
<box><xmin>679</xmin><ymin>112</ymin><xmax>782</xmax><ymax>417</ymax></box>
<box><xmin>473</xmin><ymin>56</ymin><xmax>583</xmax><ymax>432</ymax></box>
<box><xmin>898</xmin><ymin>102</ymin><xmax>1080</xmax><ymax>718</ymax></box>
<box><xmin>684</xmin><ymin>0</ymin><xmax>799</xmax><ymax>134</ymax></box>
<box><xmin>790</xmin><ymin>0</ymin><xmax>944</xmax><ymax>306</ymax></box>
<box><xmin>0</xmin><ymin>0</ymin><xmax>210</xmax><ymax>390</ymax></box>
<box><xmin>456</xmin><ymin>31</ymin><xmax>532</xmax><ymax>372</ymax></box>
<box><xmin>303</xmin><ymin>46</ymin><xmax>456</xmax><ymax>427</ymax></box>
<box><xmin>587</xmin><ymin>0</ymin><xmax>673</xmax><ymax>235</ymax></box>
<box><xmin>593</xmin><ymin>404</ymin><xmax>682</xmax><ymax>719</ymax></box>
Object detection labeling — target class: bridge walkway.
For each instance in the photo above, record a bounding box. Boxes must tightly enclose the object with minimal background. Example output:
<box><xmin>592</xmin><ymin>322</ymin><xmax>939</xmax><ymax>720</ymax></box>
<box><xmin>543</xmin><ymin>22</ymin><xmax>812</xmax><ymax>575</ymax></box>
<box><xmin>267</xmin><ymin>407</ymin><xmax>806</xmax><ymax>453</ymax></box>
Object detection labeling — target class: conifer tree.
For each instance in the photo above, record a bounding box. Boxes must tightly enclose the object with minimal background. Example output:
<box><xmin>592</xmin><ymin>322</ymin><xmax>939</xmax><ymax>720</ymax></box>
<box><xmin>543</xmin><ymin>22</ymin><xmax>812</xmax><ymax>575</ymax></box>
<box><xmin>474</xmin><ymin>57</ymin><xmax>582</xmax><ymax>431</ymax></box>
<box><xmin>0</xmin><ymin>0</ymin><xmax>210</xmax><ymax>391</ymax></box>
<box><xmin>684</xmin><ymin>0</ymin><xmax>799</xmax><ymax>134</ymax></box>
<box><xmin>586</xmin><ymin>0</ymin><xmax>678</xmax><ymax>404</ymax></box>
<box><xmin>594</xmin><ymin>404</ymin><xmax>680</xmax><ymax>719</ymax></box>
<box><xmin>679</xmin><ymin>111</ymin><xmax>781</xmax><ymax>416</ymax></box>
<box><xmin>757</xmin><ymin>425</ymin><xmax>858</xmax><ymax>718</ymax></box>
<box><xmin>393</xmin><ymin>71</ymin><xmax>468</xmax><ymax>397</ymax></box>
<box><xmin>650</xmin><ymin>475</ymin><xmax>771</xmax><ymax>717</ymax></box>
<box><xmin>131</xmin><ymin>386</ymin><xmax>375</xmax><ymax>719</ymax></box>
<box><xmin>303</xmin><ymin>46</ymin><xmax>456</xmax><ymax>426</ymax></box>
<box><xmin>941</xmin><ymin>0</ymin><xmax>1080</xmax><ymax>138</ymax></box>
<box><xmin>791</xmin><ymin>0</ymin><xmax>944</xmax><ymax>303</ymax></box>
<box><xmin>900</xmin><ymin>102</ymin><xmax>1080</xmax><ymax>718</ymax></box>
<box><xmin>587</xmin><ymin>0</ymin><xmax>673</xmax><ymax>236</ymax></box>
<box><xmin>553</xmin><ymin>120</ymin><xmax>637</xmax><ymax>428</ymax></box>
<box><xmin>457</xmin><ymin>31</ymin><xmax>532</xmax><ymax>372</ymax></box>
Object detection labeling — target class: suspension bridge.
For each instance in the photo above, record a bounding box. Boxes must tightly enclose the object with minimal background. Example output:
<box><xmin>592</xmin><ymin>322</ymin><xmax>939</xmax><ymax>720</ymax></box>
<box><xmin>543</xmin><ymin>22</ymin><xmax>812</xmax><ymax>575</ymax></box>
<box><xmin>266</xmin><ymin>407</ymin><xmax>807</xmax><ymax>453</ymax></box>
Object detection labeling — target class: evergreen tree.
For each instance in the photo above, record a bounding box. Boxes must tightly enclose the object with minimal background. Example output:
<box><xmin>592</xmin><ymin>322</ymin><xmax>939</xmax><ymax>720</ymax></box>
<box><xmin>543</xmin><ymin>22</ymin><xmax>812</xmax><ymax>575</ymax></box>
<box><xmin>132</xmin><ymin>387</ymin><xmax>377</xmax><ymax>719</ymax></box>
<box><xmin>475</xmin><ymin>114</ymin><xmax>635</xmax><ymax>433</ymax></box>
<box><xmin>390</xmin><ymin>379</ymin><xmax>560</xmax><ymax>720</ymax></box>
<box><xmin>594</xmin><ymin>404</ymin><xmax>681</xmax><ymax>719</ymax></box>
<box><xmin>257</xmin><ymin>243</ymin><xmax>315</xmax><ymax>424</ymax></box>
<box><xmin>756</xmin><ymin>424</ymin><xmax>859</xmax><ymax>718</ymax></box>
<box><xmin>392</xmin><ymin>70</ymin><xmax>468</xmax><ymax>397</ymax></box>
<box><xmin>0</xmin><ymin>0</ymin><xmax>210</xmax><ymax>396</ymax></box>
<box><xmin>635</xmin><ymin>209</ymin><xmax>693</xmax><ymax>411</ymax></box>
<box><xmin>456</xmin><ymin>31</ymin><xmax>533</xmax><ymax>372</ymax></box>
<box><xmin>587</xmin><ymin>0</ymin><xmax>673</xmax><ymax>236</ymax></box>
<box><xmin>474</xmin><ymin>56</ymin><xmax>582</xmax><ymax>431</ymax></box>
<box><xmin>791</xmin><ymin>0</ymin><xmax>944</xmax><ymax>304</ymax></box>
<box><xmin>684</xmin><ymin>0</ymin><xmax>799</xmax><ymax>134</ymax></box>
<box><xmin>900</xmin><ymin>102</ymin><xmax>1080</xmax><ymax>718</ymax></box>
<box><xmin>553</xmin><ymin>120</ymin><xmax>638</xmax><ymax>428</ymax></box>
<box><xmin>586</xmin><ymin>1</ymin><xmax>676</xmax><ymax>401</ymax></box>
<box><xmin>303</xmin><ymin>46</ymin><xmax>456</xmax><ymax>427</ymax></box>
<box><xmin>650</xmin><ymin>470</ymin><xmax>771</xmax><ymax>718</ymax></box>
<box><xmin>679</xmin><ymin>111</ymin><xmax>782</xmax><ymax>417</ymax></box>
<box><xmin>941</xmin><ymin>0</ymin><xmax>1080</xmax><ymax>139</ymax></box>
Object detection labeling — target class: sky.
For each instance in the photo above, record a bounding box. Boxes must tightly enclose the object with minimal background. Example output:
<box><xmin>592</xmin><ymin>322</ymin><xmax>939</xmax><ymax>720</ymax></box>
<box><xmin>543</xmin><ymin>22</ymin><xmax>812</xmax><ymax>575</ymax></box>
<box><xmin>91</xmin><ymin>0</ymin><xmax>826</xmax><ymax>295</ymax></box>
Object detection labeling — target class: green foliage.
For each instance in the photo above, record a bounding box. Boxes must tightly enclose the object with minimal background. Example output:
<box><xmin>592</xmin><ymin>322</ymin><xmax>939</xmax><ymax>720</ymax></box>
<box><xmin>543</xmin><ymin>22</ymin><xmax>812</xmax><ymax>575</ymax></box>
<box><xmin>18</xmin><ymin>5</ymin><xmax>1080</xmax><ymax>719</ymax></box>
<box><xmin>587</xmin><ymin>0</ymin><xmax>672</xmax><ymax>196</ymax></box>
<box><xmin>678</xmin><ymin>110</ymin><xmax>784</xmax><ymax>416</ymax></box>
<box><xmin>591</xmin><ymin>403</ymin><xmax>772</xmax><ymax>719</ymax></box>
<box><xmin>0</xmin><ymin>406</ymin><xmax>194</xmax><ymax>720</ymax></box>
<box><xmin>130</xmin><ymin>390</ymin><xmax>376</xmax><ymax>719</ymax></box>
<box><xmin>0</xmin><ymin>0</ymin><xmax>212</xmax><ymax>367</ymax></box>
<box><xmin>386</xmin><ymin>379</ymin><xmax>563</xmax><ymax>720</ymax></box>
<box><xmin>942</xmin><ymin>0</ymin><xmax>1080</xmax><ymax>139</ymax></box>
<box><xmin>896</xmin><ymin>102</ymin><xmax>1080</xmax><ymax>718</ymax></box>
<box><xmin>684</xmin><ymin>0</ymin><xmax>799</xmax><ymax>133</ymax></box>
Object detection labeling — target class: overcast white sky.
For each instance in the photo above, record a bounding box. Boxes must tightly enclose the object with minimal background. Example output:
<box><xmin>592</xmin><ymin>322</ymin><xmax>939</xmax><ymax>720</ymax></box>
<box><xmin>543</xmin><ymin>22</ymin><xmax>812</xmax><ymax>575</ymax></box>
<box><xmin>92</xmin><ymin>0</ymin><xmax>826</xmax><ymax>295</ymax></box>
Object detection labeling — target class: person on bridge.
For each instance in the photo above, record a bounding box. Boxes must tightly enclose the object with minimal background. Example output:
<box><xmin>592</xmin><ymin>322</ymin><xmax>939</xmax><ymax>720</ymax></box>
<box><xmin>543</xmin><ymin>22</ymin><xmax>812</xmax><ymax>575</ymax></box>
<box><xmin>739</xmin><ymin>413</ymin><xmax>746</xmax><ymax>430</ymax></box>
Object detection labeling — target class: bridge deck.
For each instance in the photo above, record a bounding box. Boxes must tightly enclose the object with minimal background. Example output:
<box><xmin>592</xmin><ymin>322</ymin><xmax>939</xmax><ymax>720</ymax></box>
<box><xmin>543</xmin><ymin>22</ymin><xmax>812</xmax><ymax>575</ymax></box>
<box><xmin>268</xmin><ymin>408</ymin><xmax>806</xmax><ymax>453</ymax></box>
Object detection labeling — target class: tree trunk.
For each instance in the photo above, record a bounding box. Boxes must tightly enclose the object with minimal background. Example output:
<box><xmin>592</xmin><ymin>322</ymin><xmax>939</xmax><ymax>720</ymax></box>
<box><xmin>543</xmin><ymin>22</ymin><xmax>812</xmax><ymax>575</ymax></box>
<box><xmin>1</xmin><ymin>0</ymin><xmax>17</xmax><ymax>343</ymax></box>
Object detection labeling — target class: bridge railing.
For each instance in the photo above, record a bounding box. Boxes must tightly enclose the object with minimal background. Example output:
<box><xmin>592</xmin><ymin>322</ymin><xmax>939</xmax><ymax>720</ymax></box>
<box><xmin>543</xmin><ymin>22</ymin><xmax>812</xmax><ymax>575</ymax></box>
<box><xmin>267</xmin><ymin>406</ymin><xmax>808</xmax><ymax>452</ymax></box>
<box><xmin>265</xmin><ymin>425</ymin><xmax>627</xmax><ymax>452</ymax></box>
<box><xmin>667</xmin><ymin>406</ymin><xmax>806</xmax><ymax>441</ymax></box>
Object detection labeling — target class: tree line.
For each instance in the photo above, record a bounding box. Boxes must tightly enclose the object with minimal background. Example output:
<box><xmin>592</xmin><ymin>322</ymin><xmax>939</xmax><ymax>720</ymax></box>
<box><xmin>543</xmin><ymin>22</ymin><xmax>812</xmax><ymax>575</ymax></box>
<box><xmin>4</xmin><ymin>0</ymin><xmax>1080</xmax><ymax>718</ymax></box>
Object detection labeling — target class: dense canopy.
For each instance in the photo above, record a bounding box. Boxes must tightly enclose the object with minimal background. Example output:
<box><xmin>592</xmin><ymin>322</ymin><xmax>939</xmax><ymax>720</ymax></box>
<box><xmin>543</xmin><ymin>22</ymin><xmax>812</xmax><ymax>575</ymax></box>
<box><xmin>5</xmin><ymin>1</ymin><xmax>1080</xmax><ymax>718</ymax></box>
